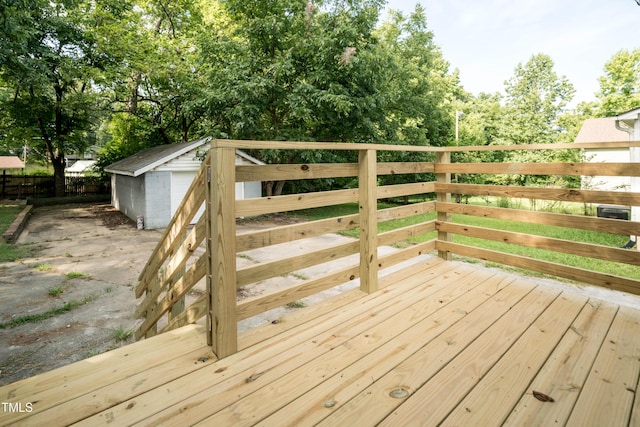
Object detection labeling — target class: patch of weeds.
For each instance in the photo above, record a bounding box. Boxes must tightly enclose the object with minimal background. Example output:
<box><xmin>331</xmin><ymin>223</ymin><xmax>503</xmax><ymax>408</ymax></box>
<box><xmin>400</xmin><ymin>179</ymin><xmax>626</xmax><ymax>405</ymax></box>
<box><xmin>0</xmin><ymin>243</ymin><xmax>37</xmax><ymax>262</ymax></box>
<box><xmin>104</xmin><ymin>286</ymin><xmax>113</xmax><ymax>293</ymax></box>
<box><xmin>290</xmin><ymin>272</ymin><xmax>309</xmax><ymax>280</ymax></box>
<box><xmin>35</xmin><ymin>263</ymin><xmax>54</xmax><ymax>272</ymax></box>
<box><xmin>64</xmin><ymin>252</ymin><xmax>73</xmax><ymax>258</ymax></box>
<box><xmin>83</xmin><ymin>294</ymin><xmax>99</xmax><ymax>304</ymax></box>
<box><xmin>286</xmin><ymin>300</ymin><xmax>306</xmax><ymax>309</ymax></box>
<box><xmin>48</xmin><ymin>287</ymin><xmax>64</xmax><ymax>297</ymax></box>
<box><xmin>65</xmin><ymin>271</ymin><xmax>90</xmax><ymax>280</ymax></box>
<box><xmin>113</xmin><ymin>326</ymin><xmax>134</xmax><ymax>342</ymax></box>
<box><xmin>0</xmin><ymin>301</ymin><xmax>83</xmax><ymax>329</ymax></box>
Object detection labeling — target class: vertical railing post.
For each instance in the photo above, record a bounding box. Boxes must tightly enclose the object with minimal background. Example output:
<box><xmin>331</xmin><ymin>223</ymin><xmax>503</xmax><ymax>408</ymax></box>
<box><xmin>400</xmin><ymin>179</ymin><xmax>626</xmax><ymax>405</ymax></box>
<box><xmin>436</xmin><ymin>151</ymin><xmax>452</xmax><ymax>261</ymax></box>
<box><xmin>206</xmin><ymin>142</ymin><xmax>237</xmax><ymax>358</ymax></box>
<box><xmin>359</xmin><ymin>149</ymin><xmax>378</xmax><ymax>293</ymax></box>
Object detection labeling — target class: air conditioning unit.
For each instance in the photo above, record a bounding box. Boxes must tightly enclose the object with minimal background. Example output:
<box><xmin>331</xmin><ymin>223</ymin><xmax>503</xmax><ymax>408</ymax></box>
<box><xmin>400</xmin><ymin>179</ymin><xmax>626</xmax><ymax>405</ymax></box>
<box><xmin>596</xmin><ymin>205</ymin><xmax>630</xmax><ymax>220</ymax></box>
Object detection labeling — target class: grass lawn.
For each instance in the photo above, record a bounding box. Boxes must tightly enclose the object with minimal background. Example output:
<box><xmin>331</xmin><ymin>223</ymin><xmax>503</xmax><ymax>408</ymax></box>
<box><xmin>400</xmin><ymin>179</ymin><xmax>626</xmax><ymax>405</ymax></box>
<box><xmin>0</xmin><ymin>204</ymin><xmax>36</xmax><ymax>262</ymax></box>
<box><xmin>292</xmin><ymin>201</ymin><xmax>639</xmax><ymax>281</ymax></box>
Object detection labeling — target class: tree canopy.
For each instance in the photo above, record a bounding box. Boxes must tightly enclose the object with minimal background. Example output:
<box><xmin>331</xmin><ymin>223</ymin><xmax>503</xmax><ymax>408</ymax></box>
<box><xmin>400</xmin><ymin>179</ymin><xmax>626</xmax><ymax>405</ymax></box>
<box><xmin>1</xmin><ymin>0</ymin><xmax>638</xmax><ymax>198</ymax></box>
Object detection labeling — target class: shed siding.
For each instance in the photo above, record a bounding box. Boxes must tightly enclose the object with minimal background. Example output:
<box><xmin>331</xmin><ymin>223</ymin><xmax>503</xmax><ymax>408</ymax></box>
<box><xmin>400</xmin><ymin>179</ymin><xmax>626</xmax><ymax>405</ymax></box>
<box><xmin>582</xmin><ymin>148</ymin><xmax>631</xmax><ymax>192</ymax></box>
<box><xmin>171</xmin><ymin>171</ymin><xmax>205</xmax><ymax>223</ymax></box>
<box><xmin>111</xmin><ymin>174</ymin><xmax>146</xmax><ymax>223</ymax></box>
<box><xmin>144</xmin><ymin>171</ymin><xmax>172</xmax><ymax>229</ymax></box>
<box><xmin>154</xmin><ymin>150</ymin><xmax>204</xmax><ymax>173</ymax></box>
<box><xmin>244</xmin><ymin>181</ymin><xmax>262</xmax><ymax>199</ymax></box>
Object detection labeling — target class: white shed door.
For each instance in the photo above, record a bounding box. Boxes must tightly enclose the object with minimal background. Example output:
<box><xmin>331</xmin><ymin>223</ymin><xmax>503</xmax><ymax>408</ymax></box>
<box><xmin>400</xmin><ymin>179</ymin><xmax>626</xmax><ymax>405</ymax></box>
<box><xmin>171</xmin><ymin>171</ymin><xmax>205</xmax><ymax>224</ymax></box>
<box><xmin>171</xmin><ymin>171</ymin><xmax>244</xmax><ymax>224</ymax></box>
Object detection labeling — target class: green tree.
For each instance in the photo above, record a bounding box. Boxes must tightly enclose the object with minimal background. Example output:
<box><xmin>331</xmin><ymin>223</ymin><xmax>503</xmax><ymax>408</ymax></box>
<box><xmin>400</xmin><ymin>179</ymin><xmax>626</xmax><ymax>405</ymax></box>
<box><xmin>97</xmin><ymin>0</ymin><xmax>209</xmax><ymax>169</ymax></box>
<box><xmin>596</xmin><ymin>48</ymin><xmax>640</xmax><ymax>116</ymax></box>
<box><xmin>500</xmin><ymin>53</ymin><xmax>575</xmax><ymax>145</ymax></box>
<box><xmin>375</xmin><ymin>5</ymin><xmax>458</xmax><ymax>147</ymax></box>
<box><xmin>0</xmin><ymin>0</ymin><xmax>126</xmax><ymax>195</ymax></box>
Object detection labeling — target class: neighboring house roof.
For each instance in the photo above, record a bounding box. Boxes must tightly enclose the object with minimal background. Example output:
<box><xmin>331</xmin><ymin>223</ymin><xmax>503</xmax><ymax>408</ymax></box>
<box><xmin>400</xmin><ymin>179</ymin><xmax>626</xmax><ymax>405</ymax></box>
<box><xmin>574</xmin><ymin>118</ymin><xmax>630</xmax><ymax>143</ymax></box>
<box><xmin>104</xmin><ymin>138</ymin><xmax>264</xmax><ymax>177</ymax></box>
<box><xmin>66</xmin><ymin>160</ymin><xmax>97</xmax><ymax>174</ymax></box>
<box><xmin>104</xmin><ymin>138</ymin><xmax>212</xmax><ymax>177</ymax></box>
<box><xmin>0</xmin><ymin>156</ymin><xmax>25</xmax><ymax>169</ymax></box>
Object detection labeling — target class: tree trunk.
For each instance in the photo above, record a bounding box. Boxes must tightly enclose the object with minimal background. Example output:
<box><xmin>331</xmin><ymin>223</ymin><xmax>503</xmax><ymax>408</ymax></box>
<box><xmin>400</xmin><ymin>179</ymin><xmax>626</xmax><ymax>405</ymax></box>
<box><xmin>265</xmin><ymin>181</ymin><xmax>286</xmax><ymax>197</ymax></box>
<box><xmin>52</xmin><ymin>154</ymin><xmax>66</xmax><ymax>197</ymax></box>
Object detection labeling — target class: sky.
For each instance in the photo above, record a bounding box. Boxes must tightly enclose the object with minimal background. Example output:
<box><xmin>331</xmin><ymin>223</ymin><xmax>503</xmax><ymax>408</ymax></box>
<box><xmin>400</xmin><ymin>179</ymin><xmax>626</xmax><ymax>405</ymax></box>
<box><xmin>383</xmin><ymin>0</ymin><xmax>640</xmax><ymax>107</ymax></box>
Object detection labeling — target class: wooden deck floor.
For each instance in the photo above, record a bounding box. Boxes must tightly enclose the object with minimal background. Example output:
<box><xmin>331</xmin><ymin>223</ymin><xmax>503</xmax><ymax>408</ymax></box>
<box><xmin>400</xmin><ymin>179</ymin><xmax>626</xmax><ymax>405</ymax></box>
<box><xmin>2</xmin><ymin>257</ymin><xmax>640</xmax><ymax>426</ymax></box>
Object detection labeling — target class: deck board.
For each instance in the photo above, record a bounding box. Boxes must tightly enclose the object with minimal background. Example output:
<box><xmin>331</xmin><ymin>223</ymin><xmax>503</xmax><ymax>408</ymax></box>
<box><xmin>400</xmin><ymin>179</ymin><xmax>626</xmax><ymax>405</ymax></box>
<box><xmin>2</xmin><ymin>257</ymin><xmax>640</xmax><ymax>426</ymax></box>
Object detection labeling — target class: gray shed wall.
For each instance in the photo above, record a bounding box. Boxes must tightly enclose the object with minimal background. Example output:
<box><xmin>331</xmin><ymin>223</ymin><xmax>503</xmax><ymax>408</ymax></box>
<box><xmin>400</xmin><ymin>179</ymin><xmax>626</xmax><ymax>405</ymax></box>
<box><xmin>111</xmin><ymin>174</ymin><xmax>146</xmax><ymax>223</ymax></box>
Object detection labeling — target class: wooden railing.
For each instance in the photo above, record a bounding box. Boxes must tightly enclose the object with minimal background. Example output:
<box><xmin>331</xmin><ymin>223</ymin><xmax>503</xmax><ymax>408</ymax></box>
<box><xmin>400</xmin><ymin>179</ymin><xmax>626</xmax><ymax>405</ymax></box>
<box><xmin>134</xmin><ymin>139</ymin><xmax>640</xmax><ymax>359</ymax></box>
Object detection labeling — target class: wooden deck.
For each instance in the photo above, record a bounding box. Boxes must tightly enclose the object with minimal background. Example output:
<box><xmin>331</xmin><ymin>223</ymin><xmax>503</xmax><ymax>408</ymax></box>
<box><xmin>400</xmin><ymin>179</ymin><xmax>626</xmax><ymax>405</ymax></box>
<box><xmin>2</xmin><ymin>257</ymin><xmax>640</xmax><ymax>426</ymax></box>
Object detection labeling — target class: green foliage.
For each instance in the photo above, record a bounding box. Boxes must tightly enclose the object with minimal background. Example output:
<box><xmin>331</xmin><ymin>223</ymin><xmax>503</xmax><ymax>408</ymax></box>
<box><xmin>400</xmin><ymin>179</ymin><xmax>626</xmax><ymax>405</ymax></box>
<box><xmin>0</xmin><ymin>300</ymin><xmax>82</xmax><ymax>329</ymax></box>
<box><xmin>112</xmin><ymin>326</ymin><xmax>133</xmax><ymax>342</ymax></box>
<box><xmin>65</xmin><ymin>271</ymin><xmax>90</xmax><ymax>280</ymax></box>
<box><xmin>48</xmin><ymin>287</ymin><xmax>64</xmax><ymax>297</ymax></box>
<box><xmin>596</xmin><ymin>48</ymin><xmax>640</xmax><ymax>116</ymax></box>
<box><xmin>35</xmin><ymin>263</ymin><xmax>54</xmax><ymax>272</ymax></box>
<box><xmin>500</xmin><ymin>53</ymin><xmax>575</xmax><ymax>145</ymax></box>
<box><xmin>0</xmin><ymin>0</ymin><xmax>128</xmax><ymax>195</ymax></box>
<box><xmin>0</xmin><ymin>205</ymin><xmax>36</xmax><ymax>261</ymax></box>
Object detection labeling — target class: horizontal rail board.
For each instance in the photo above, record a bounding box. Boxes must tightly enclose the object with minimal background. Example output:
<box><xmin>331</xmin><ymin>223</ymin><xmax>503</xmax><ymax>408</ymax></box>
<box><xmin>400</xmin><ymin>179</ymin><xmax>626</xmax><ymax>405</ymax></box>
<box><xmin>437</xmin><ymin>202</ymin><xmax>640</xmax><ymax>236</ymax></box>
<box><xmin>236</xmin><ymin>239</ymin><xmax>436</xmax><ymax>320</ymax></box>
<box><xmin>236</xmin><ymin>264</ymin><xmax>361</xmax><ymax>320</ymax></box>
<box><xmin>378</xmin><ymin>221</ymin><xmax>436</xmax><ymax>246</ymax></box>
<box><xmin>436</xmin><ymin>162</ymin><xmax>640</xmax><ymax>177</ymax></box>
<box><xmin>215</xmin><ymin>139</ymin><xmax>640</xmax><ymax>153</ymax></box>
<box><xmin>436</xmin><ymin>240</ymin><xmax>640</xmax><ymax>295</ymax></box>
<box><xmin>377</xmin><ymin>182</ymin><xmax>435</xmax><ymax>199</ymax></box>
<box><xmin>236</xmin><ymin>240</ymin><xmax>360</xmax><ymax>287</ymax></box>
<box><xmin>437</xmin><ymin>183</ymin><xmax>640</xmax><ymax>206</ymax></box>
<box><xmin>236</xmin><ymin>162</ymin><xmax>434</xmax><ymax>182</ymax></box>
<box><xmin>437</xmin><ymin>222</ymin><xmax>640</xmax><ymax>265</ymax></box>
<box><xmin>235</xmin><ymin>188</ymin><xmax>359</xmax><ymax>217</ymax></box>
<box><xmin>214</xmin><ymin>139</ymin><xmax>442</xmax><ymax>152</ymax></box>
<box><xmin>440</xmin><ymin>141</ymin><xmax>640</xmax><ymax>152</ymax></box>
<box><xmin>236</xmin><ymin>216</ymin><xmax>359</xmax><ymax>252</ymax></box>
<box><xmin>236</xmin><ymin>201</ymin><xmax>435</xmax><ymax>252</ymax></box>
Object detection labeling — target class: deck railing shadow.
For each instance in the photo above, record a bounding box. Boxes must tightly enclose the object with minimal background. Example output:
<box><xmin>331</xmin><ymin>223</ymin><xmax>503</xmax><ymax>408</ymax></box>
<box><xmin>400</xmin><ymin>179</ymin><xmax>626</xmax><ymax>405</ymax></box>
<box><xmin>134</xmin><ymin>139</ymin><xmax>640</xmax><ymax>359</ymax></box>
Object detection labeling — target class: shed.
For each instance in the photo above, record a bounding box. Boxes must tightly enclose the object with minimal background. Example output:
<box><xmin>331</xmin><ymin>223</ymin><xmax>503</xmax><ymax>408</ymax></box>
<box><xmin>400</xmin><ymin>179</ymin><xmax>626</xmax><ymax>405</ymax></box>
<box><xmin>104</xmin><ymin>138</ymin><xmax>263</xmax><ymax>229</ymax></box>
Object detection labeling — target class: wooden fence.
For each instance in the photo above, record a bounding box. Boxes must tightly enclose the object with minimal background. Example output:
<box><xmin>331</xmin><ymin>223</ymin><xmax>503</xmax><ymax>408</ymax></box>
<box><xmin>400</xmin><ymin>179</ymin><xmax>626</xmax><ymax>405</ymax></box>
<box><xmin>134</xmin><ymin>139</ymin><xmax>640</xmax><ymax>359</ymax></box>
<box><xmin>0</xmin><ymin>172</ymin><xmax>110</xmax><ymax>199</ymax></box>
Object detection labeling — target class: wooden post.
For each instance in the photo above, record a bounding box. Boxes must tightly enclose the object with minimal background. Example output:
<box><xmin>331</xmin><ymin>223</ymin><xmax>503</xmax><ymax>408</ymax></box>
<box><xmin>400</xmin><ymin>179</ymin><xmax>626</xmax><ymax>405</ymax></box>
<box><xmin>436</xmin><ymin>151</ymin><xmax>452</xmax><ymax>261</ymax></box>
<box><xmin>359</xmin><ymin>149</ymin><xmax>378</xmax><ymax>293</ymax></box>
<box><xmin>206</xmin><ymin>143</ymin><xmax>237</xmax><ymax>358</ymax></box>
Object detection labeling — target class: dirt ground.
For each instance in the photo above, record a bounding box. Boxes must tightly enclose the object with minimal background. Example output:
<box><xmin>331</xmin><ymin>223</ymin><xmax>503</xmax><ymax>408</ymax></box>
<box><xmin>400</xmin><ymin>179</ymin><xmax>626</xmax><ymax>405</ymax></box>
<box><xmin>0</xmin><ymin>204</ymin><xmax>162</xmax><ymax>386</ymax></box>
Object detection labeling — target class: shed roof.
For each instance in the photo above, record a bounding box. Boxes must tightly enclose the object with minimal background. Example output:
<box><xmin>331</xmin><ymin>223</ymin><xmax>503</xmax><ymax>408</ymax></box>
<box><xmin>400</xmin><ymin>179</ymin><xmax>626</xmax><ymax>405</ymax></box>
<box><xmin>104</xmin><ymin>138</ymin><xmax>211</xmax><ymax>177</ymax></box>
<box><xmin>104</xmin><ymin>138</ymin><xmax>264</xmax><ymax>177</ymax></box>
<box><xmin>574</xmin><ymin>118</ymin><xmax>630</xmax><ymax>143</ymax></box>
<box><xmin>0</xmin><ymin>156</ymin><xmax>25</xmax><ymax>169</ymax></box>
